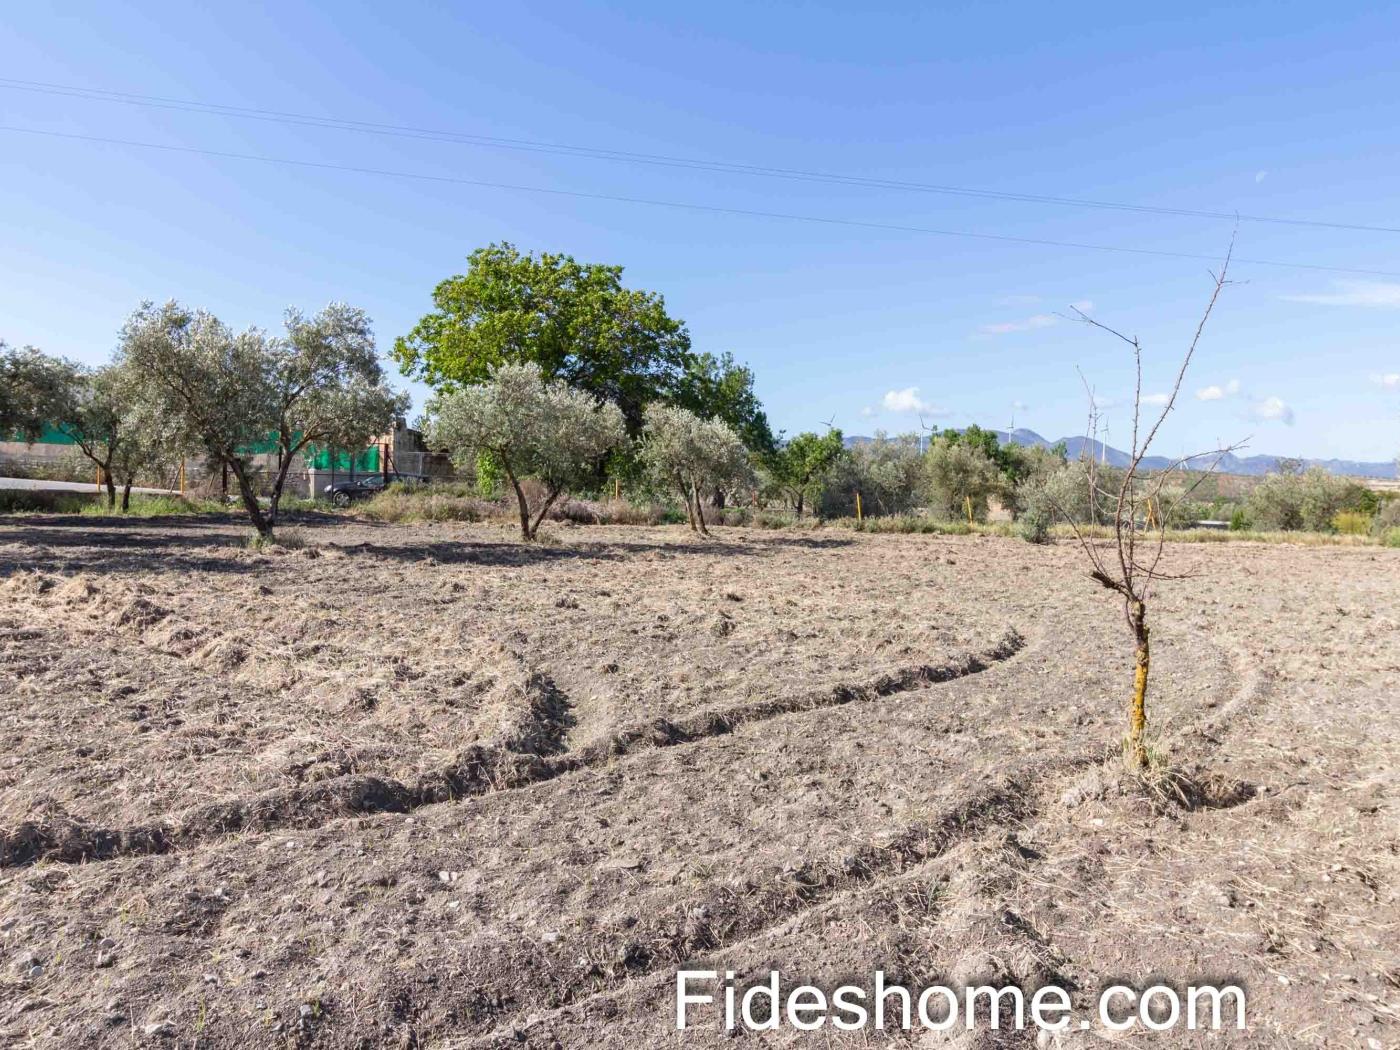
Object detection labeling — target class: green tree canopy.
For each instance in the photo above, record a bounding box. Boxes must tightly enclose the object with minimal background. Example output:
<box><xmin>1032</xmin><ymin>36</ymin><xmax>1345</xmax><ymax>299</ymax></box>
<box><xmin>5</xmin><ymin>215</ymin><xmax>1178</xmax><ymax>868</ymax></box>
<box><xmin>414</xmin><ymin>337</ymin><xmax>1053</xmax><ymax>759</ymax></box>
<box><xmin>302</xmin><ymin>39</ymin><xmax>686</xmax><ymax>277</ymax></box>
<box><xmin>394</xmin><ymin>243</ymin><xmax>692</xmax><ymax>434</ymax></box>
<box><xmin>768</xmin><ymin>429</ymin><xmax>845</xmax><ymax>517</ymax></box>
<box><xmin>674</xmin><ymin>351</ymin><xmax>776</xmax><ymax>455</ymax></box>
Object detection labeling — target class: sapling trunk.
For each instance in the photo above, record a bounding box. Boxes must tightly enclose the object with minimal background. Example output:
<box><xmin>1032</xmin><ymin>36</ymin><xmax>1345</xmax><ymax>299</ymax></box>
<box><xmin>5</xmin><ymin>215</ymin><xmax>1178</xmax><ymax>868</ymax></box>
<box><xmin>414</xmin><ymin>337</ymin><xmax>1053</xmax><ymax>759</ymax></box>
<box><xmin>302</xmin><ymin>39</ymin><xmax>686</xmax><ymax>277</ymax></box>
<box><xmin>1128</xmin><ymin>599</ymin><xmax>1150</xmax><ymax>768</ymax></box>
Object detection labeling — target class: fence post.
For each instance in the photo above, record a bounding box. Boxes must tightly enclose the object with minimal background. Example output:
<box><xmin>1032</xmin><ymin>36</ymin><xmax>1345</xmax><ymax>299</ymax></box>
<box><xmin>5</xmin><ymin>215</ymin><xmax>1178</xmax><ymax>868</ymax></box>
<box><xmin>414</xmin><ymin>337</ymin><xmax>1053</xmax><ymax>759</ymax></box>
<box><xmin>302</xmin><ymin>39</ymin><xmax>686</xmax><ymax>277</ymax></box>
<box><xmin>855</xmin><ymin>491</ymin><xmax>863</xmax><ymax>525</ymax></box>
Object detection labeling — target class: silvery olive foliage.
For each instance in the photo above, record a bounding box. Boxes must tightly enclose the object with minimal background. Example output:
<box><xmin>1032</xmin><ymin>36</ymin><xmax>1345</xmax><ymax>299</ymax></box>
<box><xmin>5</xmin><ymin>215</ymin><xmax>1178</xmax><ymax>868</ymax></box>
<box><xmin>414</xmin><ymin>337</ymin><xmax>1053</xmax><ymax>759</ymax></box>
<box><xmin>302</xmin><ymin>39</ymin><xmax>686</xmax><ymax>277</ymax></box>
<box><xmin>0</xmin><ymin>340</ymin><xmax>80</xmax><ymax>443</ymax></box>
<box><xmin>427</xmin><ymin>362</ymin><xmax>626</xmax><ymax>540</ymax></box>
<box><xmin>640</xmin><ymin>403</ymin><xmax>754</xmax><ymax>535</ymax></box>
<box><xmin>53</xmin><ymin>361</ymin><xmax>182</xmax><ymax>509</ymax></box>
<box><xmin>120</xmin><ymin>300</ymin><xmax>407</xmax><ymax>536</ymax></box>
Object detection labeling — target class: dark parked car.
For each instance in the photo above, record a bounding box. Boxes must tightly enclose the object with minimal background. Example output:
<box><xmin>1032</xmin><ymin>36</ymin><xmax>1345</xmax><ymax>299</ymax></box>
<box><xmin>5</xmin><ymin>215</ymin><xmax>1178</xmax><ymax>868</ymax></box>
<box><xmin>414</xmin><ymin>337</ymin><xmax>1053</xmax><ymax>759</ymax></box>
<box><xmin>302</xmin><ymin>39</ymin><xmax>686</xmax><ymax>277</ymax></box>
<box><xmin>324</xmin><ymin>474</ymin><xmax>427</xmax><ymax>507</ymax></box>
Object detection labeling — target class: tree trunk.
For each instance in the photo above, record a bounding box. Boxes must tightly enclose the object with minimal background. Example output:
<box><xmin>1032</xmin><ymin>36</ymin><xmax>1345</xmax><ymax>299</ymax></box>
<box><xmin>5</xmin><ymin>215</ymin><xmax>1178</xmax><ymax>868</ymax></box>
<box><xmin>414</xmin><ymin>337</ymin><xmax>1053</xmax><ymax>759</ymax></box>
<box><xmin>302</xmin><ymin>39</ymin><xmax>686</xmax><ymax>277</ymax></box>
<box><xmin>713</xmin><ymin>487</ymin><xmax>726</xmax><ymax>510</ymax></box>
<box><xmin>794</xmin><ymin>491</ymin><xmax>804</xmax><ymax>518</ymax></box>
<box><xmin>104</xmin><ymin>473</ymin><xmax>117</xmax><ymax>510</ymax></box>
<box><xmin>683</xmin><ymin>487</ymin><xmax>697</xmax><ymax>532</ymax></box>
<box><xmin>268</xmin><ymin>441</ymin><xmax>302</xmax><ymax>528</ymax></box>
<box><xmin>508</xmin><ymin>474</ymin><xmax>532</xmax><ymax>541</ymax></box>
<box><xmin>529</xmin><ymin>487</ymin><xmax>564</xmax><ymax>540</ymax></box>
<box><xmin>692</xmin><ymin>481</ymin><xmax>709</xmax><ymax>536</ymax></box>
<box><xmin>121</xmin><ymin>483</ymin><xmax>132</xmax><ymax>512</ymax></box>
<box><xmin>230</xmin><ymin>461</ymin><xmax>272</xmax><ymax>538</ymax></box>
<box><xmin>1128</xmin><ymin>599</ymin><xmax>1150</xmax><ymax>768</ymax></box>
<box><xmin>268</xmin><ymin>466</ymin><xmax>289</xmax><ymax>528</ymax></box>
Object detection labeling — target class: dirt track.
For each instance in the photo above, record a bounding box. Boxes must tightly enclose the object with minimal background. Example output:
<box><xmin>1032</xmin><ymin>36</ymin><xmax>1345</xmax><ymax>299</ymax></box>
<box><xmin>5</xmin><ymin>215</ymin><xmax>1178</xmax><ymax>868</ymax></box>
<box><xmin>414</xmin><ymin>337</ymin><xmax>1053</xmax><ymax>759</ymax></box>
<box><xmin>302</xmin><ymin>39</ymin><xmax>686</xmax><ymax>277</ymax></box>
<box><xmin>1</xmin><ymin>516</ymin><xmax>1396</xmax><ymax>1047</ymax></box>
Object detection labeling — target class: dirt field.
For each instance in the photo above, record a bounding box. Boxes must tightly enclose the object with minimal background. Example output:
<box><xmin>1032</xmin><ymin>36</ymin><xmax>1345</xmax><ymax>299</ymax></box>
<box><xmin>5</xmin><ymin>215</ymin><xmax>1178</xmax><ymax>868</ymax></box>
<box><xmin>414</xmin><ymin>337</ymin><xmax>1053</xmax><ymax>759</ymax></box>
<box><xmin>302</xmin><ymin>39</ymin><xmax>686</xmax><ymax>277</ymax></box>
<box><xmin>0</xmin><ymin>515</ymin><xmax>1396</xmax><ymax>1048</ymax></box>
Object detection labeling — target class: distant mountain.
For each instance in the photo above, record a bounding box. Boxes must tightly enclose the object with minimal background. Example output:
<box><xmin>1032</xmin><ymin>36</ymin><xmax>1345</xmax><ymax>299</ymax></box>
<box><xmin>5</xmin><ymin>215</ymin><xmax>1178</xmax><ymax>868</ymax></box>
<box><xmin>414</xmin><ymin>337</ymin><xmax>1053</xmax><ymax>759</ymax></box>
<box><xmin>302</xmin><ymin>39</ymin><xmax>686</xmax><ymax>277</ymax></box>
<box><xmin>843</xmin><ymin>429</ymin><xmax>1398</xmax><ymax>479</ymax></box>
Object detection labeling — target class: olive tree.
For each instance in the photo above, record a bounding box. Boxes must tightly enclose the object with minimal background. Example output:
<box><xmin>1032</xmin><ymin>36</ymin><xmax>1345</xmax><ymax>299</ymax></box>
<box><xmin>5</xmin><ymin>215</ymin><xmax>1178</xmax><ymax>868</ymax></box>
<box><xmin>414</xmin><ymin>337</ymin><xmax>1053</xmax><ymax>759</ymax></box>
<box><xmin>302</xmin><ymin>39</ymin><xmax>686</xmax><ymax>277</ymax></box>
<box><xmin>120</xmin><ymin>301</ymin><xmax>407</xmax><ymax>537</ymax></box>
<box><xmin>818</xmin><ymin>432</ymin><xmax>925</xmax><ymax>518</ymax></box>
<box><xmin>923</xmin><ymin>436</ymin><xmax>1001</xmax><ymax>521</ymax></box>
<box><xmin>265</xmin><ymin>304</ymin><xmax>410</xmax><ymax>517</ymax></box>
<box><xmin>105</xmin><ymin>370</ymin><xmax>186</xmax><ymax>510</ymax></box>
<box><xmin>427</xmin><ymin>362</ymin><xmax>626</xmax><ymax>540</ymax></box>
<box><xmin>1</xmin><ymin>341</ymin><xmax>77</xmax><ymax>443</ymax></box>
<box><xmin>47</xmin><ymin>364</ymin><xmax>133</xmax><ymax>509</ymax></box>
<box><xmin>641</xmin><ymin>403</ymin><xmax>754</xmax><ymax>535</ymax></box>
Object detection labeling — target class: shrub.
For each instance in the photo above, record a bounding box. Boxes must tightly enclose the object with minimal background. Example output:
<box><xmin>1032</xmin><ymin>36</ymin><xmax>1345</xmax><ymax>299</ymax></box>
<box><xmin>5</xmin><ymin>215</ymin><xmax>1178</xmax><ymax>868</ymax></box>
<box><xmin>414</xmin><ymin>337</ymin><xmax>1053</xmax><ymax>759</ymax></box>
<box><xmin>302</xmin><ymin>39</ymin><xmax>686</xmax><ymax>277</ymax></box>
<box><xmin>1383</xmin><ymin>527</ymin><xmax>1400</xmax><ymax>549</ymax></box>
<box><xmin>360</xmin><ymin>484</ymin><xmax>498</xmax><ymax>523</ymax></box>
<box><xmin>1371</xmin><ymin>498</ymin><xmax>1400</xmax><ymax>536</ymax></box>
<box><xmin>1018</xmin><ymin>503</ymin><xmax>1052</xmax><ymax>544</ymax></box>
<box><xmin>1229</xmin><ymin>507</ymin><xmax>1252</xmax><ymax>531</ymax></box>
<box><xmin>1332</xmin><ymin>510</ymin><xmax>1372</xmax><ymax>535</ymax></box>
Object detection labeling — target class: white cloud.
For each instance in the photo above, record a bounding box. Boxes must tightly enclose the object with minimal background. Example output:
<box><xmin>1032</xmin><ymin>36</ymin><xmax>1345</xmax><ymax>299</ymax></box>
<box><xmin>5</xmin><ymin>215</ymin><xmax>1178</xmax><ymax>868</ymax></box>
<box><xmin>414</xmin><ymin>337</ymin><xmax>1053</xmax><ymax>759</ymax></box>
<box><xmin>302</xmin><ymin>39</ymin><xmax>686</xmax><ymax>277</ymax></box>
<box><xmin>1069</xmin><ymin>299</ymin><xmax>1095</xmax><ymax>315</ymax></box>
<box><xmin>881</xmin><ymin>387</ymin><xmax>937</xmax><ymax>415</ymax></box>
<box><xmin>1011</xmin><ymin>399</ymin><xmax>1030</xmax><ymax>412</ymax></box>
<box><xmin>1140</xmin><ymin>392</ymin><xmax>1170</xmax><ymax>406</ymax></box>
<box><xmin>1196</xmin><ymin>378</ymin><xmax>1240</xmax><ymax>401</ymax></box>
<box><xmin>1371</xmin><ymin>372</ymin><xmax>1400</xmax><ymax>389</ymax></box>
<box><xmin>859</xmin><ymin>405</ymin><xmax>876</xmax><ymax>418</ymax></box>
<box><xmin>1282</xmin><ymin>281</ymin><xmax>1400</xmax><ymax>308</ymax></box>
<box><xmin>979</xmin><ymin>313</ymin><xmax>1058</xmax><ymax>335</ymax></box>
<box><xmin>1254</xmin><ymin>170</ymin><xmax>1268</xmax><ymax>184</ymax></box>
<box><xmin>1250</xmin><ymin>396</ymin><xmax>1295</xmax><ymax>425</ymax></box>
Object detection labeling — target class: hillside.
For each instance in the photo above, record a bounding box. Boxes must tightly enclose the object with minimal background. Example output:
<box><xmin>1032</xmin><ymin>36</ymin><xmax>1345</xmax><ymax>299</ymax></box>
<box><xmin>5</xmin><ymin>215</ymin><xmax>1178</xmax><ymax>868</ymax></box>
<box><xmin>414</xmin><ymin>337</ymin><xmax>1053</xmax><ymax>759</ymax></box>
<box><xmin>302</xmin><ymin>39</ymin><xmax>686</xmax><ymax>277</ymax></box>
<box><xmin>845</xmin><ymin>429</ymin><xmax>1398</xmax><ymax>479</ymax></box>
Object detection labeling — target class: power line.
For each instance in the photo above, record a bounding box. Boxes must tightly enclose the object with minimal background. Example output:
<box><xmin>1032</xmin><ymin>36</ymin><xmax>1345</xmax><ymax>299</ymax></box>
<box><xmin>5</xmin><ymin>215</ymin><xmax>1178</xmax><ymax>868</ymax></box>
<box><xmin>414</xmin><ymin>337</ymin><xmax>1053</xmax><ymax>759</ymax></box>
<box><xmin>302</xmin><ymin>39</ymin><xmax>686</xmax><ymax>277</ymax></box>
<box><xmin>4</xmin><ymin>123</ymin><xmax>1399</xmax><ymax>279</ymax></box>
<box><xmin>2</xmin><ymin>76</ymin><xmax>1397</xmax><ymax>236</ymax></box>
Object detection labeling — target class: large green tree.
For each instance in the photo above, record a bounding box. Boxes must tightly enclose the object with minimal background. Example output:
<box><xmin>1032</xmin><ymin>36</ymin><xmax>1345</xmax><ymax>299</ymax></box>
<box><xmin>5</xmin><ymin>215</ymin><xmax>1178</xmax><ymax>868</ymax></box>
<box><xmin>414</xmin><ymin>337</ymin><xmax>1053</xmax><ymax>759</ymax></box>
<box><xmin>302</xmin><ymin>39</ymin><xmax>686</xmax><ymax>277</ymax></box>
<box><xmin>394</xmin><ymin>244</ymin><xmax>692</xmax><ymax>434</ymax></box>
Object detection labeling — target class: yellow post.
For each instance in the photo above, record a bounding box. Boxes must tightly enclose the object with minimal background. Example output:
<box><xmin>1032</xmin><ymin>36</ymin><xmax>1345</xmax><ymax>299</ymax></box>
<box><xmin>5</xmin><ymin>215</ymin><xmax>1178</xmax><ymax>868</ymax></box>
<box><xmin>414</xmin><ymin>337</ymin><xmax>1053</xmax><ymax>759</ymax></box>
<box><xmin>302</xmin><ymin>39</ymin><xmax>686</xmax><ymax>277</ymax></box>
<box><xmin>964</xmin><ymin>494</ymin><xmax>973</xmax><ymax>525</ymax></box>
<box><xmin>614</xmin><ymin>477</ymin><xmax>621</xmax><ymax>502</ymax></box>
<box><xmin>855</xmin><ymin>491</ymin><xmax>863</xmax><ymax>525</ymax></box>
<box><xmin>179</xmin><ymin>460</ymin><xmax>186</xmax><ymax>497</ymax></box>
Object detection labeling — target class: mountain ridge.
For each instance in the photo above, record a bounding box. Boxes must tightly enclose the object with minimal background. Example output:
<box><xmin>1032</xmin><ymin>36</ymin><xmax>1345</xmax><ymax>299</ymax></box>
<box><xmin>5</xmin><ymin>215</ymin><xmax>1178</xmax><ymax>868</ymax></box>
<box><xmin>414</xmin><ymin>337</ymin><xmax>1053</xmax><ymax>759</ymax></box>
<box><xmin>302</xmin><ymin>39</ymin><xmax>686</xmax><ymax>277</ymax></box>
<box><xmin>843</xmin><ymin>428</ymin><xmax>1398</xmax><ymax>479</ymax></box>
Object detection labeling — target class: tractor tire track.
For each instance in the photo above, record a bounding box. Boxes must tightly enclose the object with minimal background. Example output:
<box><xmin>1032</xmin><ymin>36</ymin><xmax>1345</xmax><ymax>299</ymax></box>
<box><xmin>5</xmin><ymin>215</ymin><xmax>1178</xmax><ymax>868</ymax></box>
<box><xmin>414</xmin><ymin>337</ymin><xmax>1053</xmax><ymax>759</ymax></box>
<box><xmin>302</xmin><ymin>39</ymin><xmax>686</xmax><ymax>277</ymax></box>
<box><xmin>0</xmin><ymin>628</ymin><xmax>1024</xmax><ymax>866</ymax></box>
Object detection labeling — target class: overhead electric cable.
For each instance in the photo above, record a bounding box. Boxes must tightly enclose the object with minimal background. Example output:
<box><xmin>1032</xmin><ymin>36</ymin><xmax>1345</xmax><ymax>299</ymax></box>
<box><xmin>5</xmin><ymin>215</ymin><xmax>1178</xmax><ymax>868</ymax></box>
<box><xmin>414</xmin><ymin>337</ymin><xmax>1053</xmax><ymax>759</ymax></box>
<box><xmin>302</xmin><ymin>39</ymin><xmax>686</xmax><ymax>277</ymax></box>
<box><xmin>2</xmin><ymin>76</ymin><xmax>1396</xmax><ymax>236</ymax></box>
<box><xmin>4</xmin><ymin>123</ymin><xmax>1398</xmax><ymax>278</ymax></box>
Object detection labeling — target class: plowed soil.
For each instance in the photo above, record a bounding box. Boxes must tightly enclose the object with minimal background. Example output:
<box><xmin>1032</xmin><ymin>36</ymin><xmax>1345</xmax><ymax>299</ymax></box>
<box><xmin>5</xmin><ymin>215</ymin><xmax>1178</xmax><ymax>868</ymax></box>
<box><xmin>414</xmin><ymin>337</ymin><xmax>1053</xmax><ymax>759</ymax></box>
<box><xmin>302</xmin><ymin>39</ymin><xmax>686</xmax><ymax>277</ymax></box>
<box><xmin>0</xmin><ymin>515</ymin><xmax>1396</xmax><ymax>1048</ymax></box>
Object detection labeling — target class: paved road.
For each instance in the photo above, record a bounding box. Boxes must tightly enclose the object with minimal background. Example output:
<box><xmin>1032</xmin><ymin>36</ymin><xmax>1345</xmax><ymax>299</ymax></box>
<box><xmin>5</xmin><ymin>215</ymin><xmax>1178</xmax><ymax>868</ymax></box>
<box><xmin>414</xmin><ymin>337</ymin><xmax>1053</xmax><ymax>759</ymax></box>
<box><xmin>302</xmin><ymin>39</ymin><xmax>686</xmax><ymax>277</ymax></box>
<box><xmin>0</xmin><ymin>476</ymin><xmax>178</xmax><ymax>495</ymax></box>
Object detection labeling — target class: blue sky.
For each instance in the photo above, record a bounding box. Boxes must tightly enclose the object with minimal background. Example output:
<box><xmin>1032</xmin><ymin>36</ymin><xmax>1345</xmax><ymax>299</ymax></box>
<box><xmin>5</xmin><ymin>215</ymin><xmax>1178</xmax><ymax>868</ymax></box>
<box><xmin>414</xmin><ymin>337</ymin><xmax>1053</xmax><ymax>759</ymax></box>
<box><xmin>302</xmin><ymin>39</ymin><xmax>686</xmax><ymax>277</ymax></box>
<box><xmin>2</xmin><ymin>1</ymin><xmax>1398</xmax><ymax>461</ymax></box>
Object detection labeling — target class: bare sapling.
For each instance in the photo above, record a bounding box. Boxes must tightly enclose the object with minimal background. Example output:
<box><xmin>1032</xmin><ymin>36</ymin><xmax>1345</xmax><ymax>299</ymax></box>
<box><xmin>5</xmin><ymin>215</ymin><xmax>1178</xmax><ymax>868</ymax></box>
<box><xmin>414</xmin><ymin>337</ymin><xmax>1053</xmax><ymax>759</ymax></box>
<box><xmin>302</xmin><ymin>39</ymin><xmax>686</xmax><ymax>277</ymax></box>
<box><xmin>1061</xmin><ymin>242</ymin><xmax>1244</xmax><ymax>769</ymax></box>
